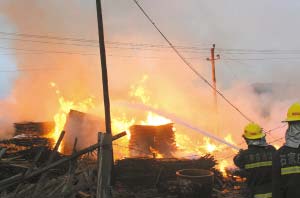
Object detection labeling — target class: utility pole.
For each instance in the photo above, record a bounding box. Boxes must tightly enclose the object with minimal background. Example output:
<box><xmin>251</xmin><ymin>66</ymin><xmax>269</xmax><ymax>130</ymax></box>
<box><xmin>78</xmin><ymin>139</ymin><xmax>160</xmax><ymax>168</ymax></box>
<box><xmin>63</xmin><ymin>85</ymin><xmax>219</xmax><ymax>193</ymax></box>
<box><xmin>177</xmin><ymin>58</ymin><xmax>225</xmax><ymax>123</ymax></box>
<box><xmin>206</xmin><ymin>44</ymin><xmax>220</xmax><ymax>135</ymax></box>
<box><xmin>95</xmin><ymin>0</ymin><xmax>113</xmax><ymax>197</ymax></box>
<box><xmin>96</xmin><ymin>0</ymin><xmax>112</xmax><ymax>135</ymax></box>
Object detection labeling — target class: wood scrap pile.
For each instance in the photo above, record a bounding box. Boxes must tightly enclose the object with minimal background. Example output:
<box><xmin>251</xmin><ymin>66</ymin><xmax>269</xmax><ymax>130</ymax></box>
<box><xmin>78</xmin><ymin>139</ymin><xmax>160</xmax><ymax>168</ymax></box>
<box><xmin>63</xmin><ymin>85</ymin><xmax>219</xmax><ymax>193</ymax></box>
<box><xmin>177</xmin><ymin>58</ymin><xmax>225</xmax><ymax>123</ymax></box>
<box><xmin>14</xmin><ymin>122</ymin><xmax>54</xmax><ymax>136</ymax></box>
<box><xmin>0</xmin><ymin>121</ymin><xmax>55</xmax><ymax>153</ymax></box>
<box><xmin>0</xmin><ymin>131</ymin><xmax>98</xmax><ymax>198</ymax></box>
<box><xmin>0</xmin><ymin>130</ymin><xmax>127</xmax><ymax>198</ymax></box>
<box><xmin>0</xmin><ymin>157</ymin><xmax>99</xmax><ymax>198</ymax></box>
<box><xmin>0</xmin><ymin>128</ymin><xmax>247</xmax><ymax>198</ymax></box>
<box><xmin>0</xmin><ymin>137</ymin><xmax>54</xmax><ymax>152</ymax></box>
<box><xmin>0</xmin><ymin>146</ymin><xmax>68</xmax><ymax>181</ymax></box>
<box><xmin>114</xmin><ymin>155</ymin><xmax>223</xmax><ymax>197</ymax></box>
<box><xmin>219</xmin><ymin>169</ymin><xmax>250</xmax><ymax>198</ymax></box>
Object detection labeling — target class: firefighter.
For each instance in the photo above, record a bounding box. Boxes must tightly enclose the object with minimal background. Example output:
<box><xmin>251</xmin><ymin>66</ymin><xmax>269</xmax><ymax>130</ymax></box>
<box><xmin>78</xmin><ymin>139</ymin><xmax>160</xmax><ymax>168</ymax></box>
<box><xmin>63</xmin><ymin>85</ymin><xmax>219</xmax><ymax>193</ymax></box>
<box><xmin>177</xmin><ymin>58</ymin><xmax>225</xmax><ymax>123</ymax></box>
<box><xmin>272</xmin><ymin>102</ymin><xmax>300</xmax><ymax>198</ymax></box>
<box><xmin>234</xmin><ymin>123</ymin><xmax>275</xmax><ymax>198</ymax></box>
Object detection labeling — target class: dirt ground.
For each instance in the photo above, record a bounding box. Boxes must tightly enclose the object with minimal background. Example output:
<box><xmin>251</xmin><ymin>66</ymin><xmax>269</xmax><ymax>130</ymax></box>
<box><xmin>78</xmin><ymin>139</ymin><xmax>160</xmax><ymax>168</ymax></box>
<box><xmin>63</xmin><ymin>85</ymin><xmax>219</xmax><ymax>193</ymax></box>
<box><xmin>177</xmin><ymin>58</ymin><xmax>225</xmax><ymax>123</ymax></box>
<box><xmin>112</xmin><ymin>179</ymin><xmax>249</xmax><ymax>198</ymax></box>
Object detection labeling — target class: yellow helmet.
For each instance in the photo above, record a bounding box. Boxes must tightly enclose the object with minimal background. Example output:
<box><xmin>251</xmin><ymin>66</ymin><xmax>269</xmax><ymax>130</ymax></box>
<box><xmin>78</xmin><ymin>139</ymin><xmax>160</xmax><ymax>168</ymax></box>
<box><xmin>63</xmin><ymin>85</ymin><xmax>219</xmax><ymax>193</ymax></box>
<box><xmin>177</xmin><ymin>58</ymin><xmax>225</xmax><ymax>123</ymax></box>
<box><xmin>243</xmin><ymin>123</ymin><xmax>265</xmax><ymax>140</ymax></box>
<box><xmin>284</xmin><ymin>102</ymin><xmax>300</xmax><ymax>122</ymax></box>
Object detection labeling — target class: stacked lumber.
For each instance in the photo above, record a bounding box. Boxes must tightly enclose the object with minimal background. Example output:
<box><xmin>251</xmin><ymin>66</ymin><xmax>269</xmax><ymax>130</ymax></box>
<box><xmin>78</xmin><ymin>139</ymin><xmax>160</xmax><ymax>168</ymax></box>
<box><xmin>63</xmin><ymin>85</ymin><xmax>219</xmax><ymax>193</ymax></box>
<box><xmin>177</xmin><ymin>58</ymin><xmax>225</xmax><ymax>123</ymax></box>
<box><xmin>129</xmin><ymin>124</ymin><xmax>177</xmax><ymax>158</ymax></box>
<box><xmin>0</xmin><ymin>137</ymin><xmax>54</xmax><ymax>151</ymax></box>
<box><xmin>14</xmin><ymin>122</ymin><xmax>54</xmax><ymax>136</ymax></box>
<box><xmin>63</xmin><ymin>110</ymin><xmax>104</xmax><ymax>154</ymax></box>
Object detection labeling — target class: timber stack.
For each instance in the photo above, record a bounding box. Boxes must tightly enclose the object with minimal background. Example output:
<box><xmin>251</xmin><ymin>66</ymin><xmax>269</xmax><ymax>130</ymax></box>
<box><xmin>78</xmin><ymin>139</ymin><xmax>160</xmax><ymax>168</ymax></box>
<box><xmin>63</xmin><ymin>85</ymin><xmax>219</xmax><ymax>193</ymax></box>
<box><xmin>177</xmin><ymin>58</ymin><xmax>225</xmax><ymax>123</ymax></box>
<box><xmin>129</xmin><ymin>123</ymin><xmax>177</xmax><ymax>158</ymax></box>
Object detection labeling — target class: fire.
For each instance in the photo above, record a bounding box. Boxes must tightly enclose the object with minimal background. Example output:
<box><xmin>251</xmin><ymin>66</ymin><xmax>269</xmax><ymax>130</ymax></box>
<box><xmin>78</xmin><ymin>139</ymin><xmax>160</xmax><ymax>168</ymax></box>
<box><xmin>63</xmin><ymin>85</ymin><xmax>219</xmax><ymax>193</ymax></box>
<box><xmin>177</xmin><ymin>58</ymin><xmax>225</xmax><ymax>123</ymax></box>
<box><xmin>203</xmin><ymin>137</ymin><xmax>218</xmax><ymax>153</ymax></box>
<box><xmin>49</xmin><ymin>75</ymin><xmax>240</xmax><ymax>174</ymax></box>
<box><xmin>175</xmin><ymin>133</ymin><xmax>203</xmax><ymax>157</ymax></box>
<box><xmin>47</xmin><ymin>82</ymin><xmax>95</xmax><ymax>152</ymax></box>
<box><xmin>150</xmin><ymin>146</ymin><xmax>163</xmax><ymax>158</ymax></box>
<box><xmin>111</xmin><ymin>75</ymin><xmax>173</xmax><ymax>159</ymax></box>
<box><xmin>141</xmin><ymin>112</ymin><xmax>171</xmax><ymax>126</ymax></box>
<box><xmin>112</xmin><ymin>114</ymin><xmax>135</xmax><ymax>140</ymax></box>
<box><xmin>113</xmin><ymin>75</ymin><xmax>235</xmax><ymax>175</ymax></box>
<box><xmin>129</xmin><ymin>75</ymin><xmax>150</xmax><ymax>104</ymax></box>
<box><xmin>274</xmin><ymin>144</ymin><xmax>280</xmax><ymax>149</ymax></box>
<box><xmin>219</xmin><ymin>160</ymin><xmax>229</xmax><ymax>176</ymax></box>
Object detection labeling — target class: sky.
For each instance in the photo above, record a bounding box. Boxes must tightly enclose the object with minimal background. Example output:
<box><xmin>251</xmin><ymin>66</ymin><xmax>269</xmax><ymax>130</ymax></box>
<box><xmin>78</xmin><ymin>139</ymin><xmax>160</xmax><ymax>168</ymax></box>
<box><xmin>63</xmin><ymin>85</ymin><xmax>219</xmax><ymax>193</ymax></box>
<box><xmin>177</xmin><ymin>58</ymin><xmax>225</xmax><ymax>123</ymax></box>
<box><xmin>0</xmin><ymin>15</ymin><xmax>17</xmax><ymax>98</ymax></box>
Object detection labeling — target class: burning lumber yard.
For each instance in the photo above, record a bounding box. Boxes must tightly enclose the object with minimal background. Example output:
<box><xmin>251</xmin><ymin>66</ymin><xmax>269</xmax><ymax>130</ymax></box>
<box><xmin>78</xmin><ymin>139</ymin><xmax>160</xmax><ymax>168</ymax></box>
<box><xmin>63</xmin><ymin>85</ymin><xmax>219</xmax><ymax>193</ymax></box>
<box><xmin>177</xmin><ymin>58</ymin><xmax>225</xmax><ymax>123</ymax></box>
<box><xmin>1</xmin><ymin>0</ymin><xmax>300</xmax><ymax>198</ymax></box>
<box><xmin>0</xmin><ymin>109</ymin><xmax>247</xmax><ymax>198</ymax></box>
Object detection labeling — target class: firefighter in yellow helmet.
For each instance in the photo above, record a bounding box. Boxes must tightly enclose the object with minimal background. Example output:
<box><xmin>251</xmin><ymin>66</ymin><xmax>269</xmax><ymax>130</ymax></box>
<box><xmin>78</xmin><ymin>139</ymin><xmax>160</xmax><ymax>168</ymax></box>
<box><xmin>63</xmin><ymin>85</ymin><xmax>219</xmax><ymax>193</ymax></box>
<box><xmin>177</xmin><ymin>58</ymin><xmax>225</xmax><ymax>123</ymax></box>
<box><xmin>273</xmin><ymin>102</ymin><xmax>300</xmax><ymax>198</ymax></box>
<box><xmin>234</xmin><ymin>123</ymin><xmax>275</xmax><ymax>198</ymax></box>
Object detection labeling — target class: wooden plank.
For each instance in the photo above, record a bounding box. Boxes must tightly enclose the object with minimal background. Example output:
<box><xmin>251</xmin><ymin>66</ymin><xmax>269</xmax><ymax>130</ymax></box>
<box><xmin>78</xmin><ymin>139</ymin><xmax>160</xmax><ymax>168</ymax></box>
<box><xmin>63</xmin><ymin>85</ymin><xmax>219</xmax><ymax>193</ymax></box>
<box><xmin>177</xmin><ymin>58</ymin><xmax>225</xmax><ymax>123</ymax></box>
<box><xmin>32</xmin><ymin>131</ymin><xmax>65</xmax><ymax>197</ymax></box>
<box><xmin>96</xmin><ymin>132</ymin><xmax>104</xmax><ymax>198</ymax></box>
<box><xmin>0</xmin><ymin>148</ymin><xmax>7</xmax><ymax>159</ymax></box>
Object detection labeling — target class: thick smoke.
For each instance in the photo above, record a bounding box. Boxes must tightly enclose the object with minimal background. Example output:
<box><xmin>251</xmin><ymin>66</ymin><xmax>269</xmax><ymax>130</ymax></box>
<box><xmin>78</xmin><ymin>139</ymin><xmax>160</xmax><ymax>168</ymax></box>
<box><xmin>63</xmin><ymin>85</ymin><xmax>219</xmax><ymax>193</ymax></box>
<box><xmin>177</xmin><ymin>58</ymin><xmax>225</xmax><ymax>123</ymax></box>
<box><xmin>0</xmin><ymin>0</ymin><xmax>297</xmax><ymax>156</ymax></box>
<box><xmin>0</xmin><ymin>0</ymin><xmax>103</xmax><ymax>139</ymax></box>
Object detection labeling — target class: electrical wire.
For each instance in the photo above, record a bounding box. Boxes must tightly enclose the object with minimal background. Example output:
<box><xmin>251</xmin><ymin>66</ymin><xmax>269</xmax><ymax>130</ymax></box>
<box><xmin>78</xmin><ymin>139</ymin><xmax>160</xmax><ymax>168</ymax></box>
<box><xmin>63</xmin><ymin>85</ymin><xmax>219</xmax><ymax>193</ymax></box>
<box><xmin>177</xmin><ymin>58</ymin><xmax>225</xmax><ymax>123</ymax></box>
<box><xmin>132</xmin><ymin>0</ymin><xmax>253</xmax><ymax>123</ymax></box>
<box><xmin>3</xmin><ymin>31</ymin><xmax>300</xmax><ymax>56</ymax></box>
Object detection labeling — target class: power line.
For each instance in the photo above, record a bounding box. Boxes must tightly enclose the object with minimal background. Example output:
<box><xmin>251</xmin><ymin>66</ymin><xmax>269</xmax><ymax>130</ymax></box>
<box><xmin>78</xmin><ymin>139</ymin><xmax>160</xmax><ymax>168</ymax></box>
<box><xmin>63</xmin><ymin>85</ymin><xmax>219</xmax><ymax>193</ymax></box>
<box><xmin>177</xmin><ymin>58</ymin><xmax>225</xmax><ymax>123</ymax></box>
<box><xmin>0</xmin><ymin>31</ymin><xmax>98</xmax><ymax>43</ymax></box>
<box><xmin>0</xmin><ymin>51</ymin><xmax>208</xmax><ymax>61</ymax></box>
<box><xmin>2</xmin><ymin>43</ymin><xmax>300</xmax><ymax>61</ymax></box>
<box><xmin>0</xmin><ymin>33</ymin><xmax>210</xmax><ymax>51</ymax></box>
<box><xmin>4</xmin><ymin>31</ymin><xmax>300</xmax><ymax>55</ymax></box>
<box><xmin>0</xmin><ymin>68</ymin><xmax>65</xmax><ymax>72</ymax></box>
<box><xmin>269</xmin><ymin>136</ymin><xmax>285</xmax><ymax>144</ymax></box>
<box><xmin>223</xmin><ymin>58</ymin><xmax>300</xmax><ymax>61</ymax></box>
<box><xmin>132</xmin><ymin>0</ymin><xmax>253</xmax><ymax>123</ymax></box>
<box><xmin>0</xmin><ymin>45</ymin><xmax>98</xmax><ymax>56</ymax></box>
<box><xmin>223</xmin><ymin>135</ymin><xmax>285</xmax><ymax>160</ymax></box>
<box><xmin>266</xmin><ymin>124</ymin><xmax>287</xmax><ymax>134</ymax></box>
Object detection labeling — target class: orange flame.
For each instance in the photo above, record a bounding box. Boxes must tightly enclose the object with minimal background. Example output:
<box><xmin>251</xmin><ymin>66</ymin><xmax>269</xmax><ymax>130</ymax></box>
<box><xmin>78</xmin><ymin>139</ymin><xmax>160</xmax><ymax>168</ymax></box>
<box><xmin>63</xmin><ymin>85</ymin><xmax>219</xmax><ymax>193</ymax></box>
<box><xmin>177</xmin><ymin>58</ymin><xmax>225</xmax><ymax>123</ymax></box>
<box><xmin>141</xmin><ymin>112</ymin><xmax>171</xmax><ymax>126</ymax></box>
<box><xmin>150</xmin><ymin>146</ymin><xmax>163</xmax><ymax>158</ymax></box>
<box><xmin>47</xmin><ymin>82</ymin><xmax>95</xmax><ymax>152</ymax></box>
<box><xmin>47</xmin><ymin>75</ymin><xmax>240</xmax><ymax>175</ymax></box>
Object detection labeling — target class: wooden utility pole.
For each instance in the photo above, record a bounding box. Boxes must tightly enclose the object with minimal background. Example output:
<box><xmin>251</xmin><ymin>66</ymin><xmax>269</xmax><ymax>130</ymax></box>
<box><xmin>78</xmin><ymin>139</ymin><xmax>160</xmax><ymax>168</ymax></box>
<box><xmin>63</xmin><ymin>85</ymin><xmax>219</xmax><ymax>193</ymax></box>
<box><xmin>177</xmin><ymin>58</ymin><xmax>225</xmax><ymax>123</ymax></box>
<box><xmin>206</xmin><ymin>44</ymin><xmax>220</xmax><ymax>135</ymax></box>
<box><xmin>95</xmin><ymin>0</ymin><xmax>114</xmax><ymax>197</ymax></box>
<box><xmin>206</xmin><ymin>44</ymin><xmax>220</xmax><ymax>109</ymax></box>
<box><xmin>97</xmin><ymin>132</ymin><xmax>113</xmax><ymax>198</ymax></box>
<box><xmin>96</xmin><ymin>0</ymin><xmax>112</xmax><ymax>135</ymax></box>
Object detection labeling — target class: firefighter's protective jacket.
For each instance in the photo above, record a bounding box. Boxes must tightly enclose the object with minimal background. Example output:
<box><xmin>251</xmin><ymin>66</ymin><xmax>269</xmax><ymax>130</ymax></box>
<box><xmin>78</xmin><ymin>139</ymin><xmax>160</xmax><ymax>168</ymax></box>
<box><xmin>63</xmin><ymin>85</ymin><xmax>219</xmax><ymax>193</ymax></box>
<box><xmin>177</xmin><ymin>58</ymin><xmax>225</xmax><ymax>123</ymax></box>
<box><xmin>272</xmin><ymin>145</ymin><xmax>300</xmax><ymax>198</ymax></box>
<box><xmin>234</xmin><ymin>145</ymin><xmax>276</xmax><ymax>198</ymax></box>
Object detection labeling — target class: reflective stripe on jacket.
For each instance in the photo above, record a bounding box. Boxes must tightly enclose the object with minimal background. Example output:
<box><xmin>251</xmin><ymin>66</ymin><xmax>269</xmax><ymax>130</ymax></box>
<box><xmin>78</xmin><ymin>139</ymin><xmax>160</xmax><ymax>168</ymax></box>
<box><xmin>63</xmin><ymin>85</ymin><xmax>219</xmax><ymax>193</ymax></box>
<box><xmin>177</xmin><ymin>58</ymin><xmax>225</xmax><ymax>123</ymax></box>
<box><xmin>272</xmin><ymin>146</ymin><xmax>300</xmax><ymax>198</ymax></box>
<box><xmin>281</xmin><ymin>166</ymin><xmax>300</xmax><ymax>175</ymax></box>
<box><xmin>245</xmin><ymin>161</ymin><xmax>272</xmax><ymax>169</ymax></box>
<box><xmin>254</xmin><ymin>192</ymin><xmax>272</xmax><ymax>198</ymax></box>
<box><xmin>234</xmin><ymin>145</ymin><xmax>276</xmax><ymax>198</ymax></box>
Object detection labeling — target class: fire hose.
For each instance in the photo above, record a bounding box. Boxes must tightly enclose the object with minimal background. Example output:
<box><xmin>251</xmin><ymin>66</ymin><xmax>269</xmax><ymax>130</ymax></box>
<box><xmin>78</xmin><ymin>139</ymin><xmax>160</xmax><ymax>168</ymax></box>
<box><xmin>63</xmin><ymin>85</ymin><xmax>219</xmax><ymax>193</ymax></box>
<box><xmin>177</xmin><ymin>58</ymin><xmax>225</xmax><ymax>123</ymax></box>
<box><xmin>115</xmin><ymin>101</ymin><xmax>241</xmax><ymax>151</ymax></box>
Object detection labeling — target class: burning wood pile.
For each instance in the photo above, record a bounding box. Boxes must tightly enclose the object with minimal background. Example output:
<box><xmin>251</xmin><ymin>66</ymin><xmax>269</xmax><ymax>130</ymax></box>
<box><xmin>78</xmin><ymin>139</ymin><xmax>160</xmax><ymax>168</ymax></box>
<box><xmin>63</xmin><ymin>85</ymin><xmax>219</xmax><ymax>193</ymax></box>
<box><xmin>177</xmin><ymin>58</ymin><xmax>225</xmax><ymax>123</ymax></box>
<box><xmin>0</xmin><ymin>111</ymin><xmax>248</xmax><ymax>197</ymax></box>
<box><xmin>14</xmin><ymin>122</ymin><xmax>54</xmax><ymax>136</ymax></box>
<box><xmin>0</xmin><ymin>122</ymin><xmax>55</xmax><ymax>154</ymax></box>
<box><xmin>129</xmin><ymin>123</ymin><xmax>177</xmax><ymax>158</ymax></box>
